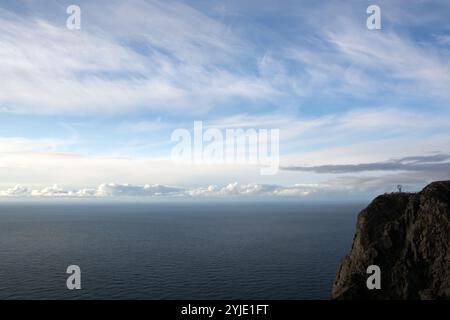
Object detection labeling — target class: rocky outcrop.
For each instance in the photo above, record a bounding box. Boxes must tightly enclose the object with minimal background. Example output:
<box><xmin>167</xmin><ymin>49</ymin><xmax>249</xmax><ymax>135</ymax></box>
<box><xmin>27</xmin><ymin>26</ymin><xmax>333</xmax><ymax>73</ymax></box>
<box><xmin>332</xmin><ymin>181</ymin><xmax>450</xmax><ymax>299</ymax></box>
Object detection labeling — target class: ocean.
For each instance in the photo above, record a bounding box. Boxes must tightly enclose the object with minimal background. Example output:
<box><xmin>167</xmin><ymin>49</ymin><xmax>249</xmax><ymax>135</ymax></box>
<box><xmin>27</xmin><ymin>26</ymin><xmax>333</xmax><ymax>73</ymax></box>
<box><xmin>0</xmin><ymin>201</ymin><xmax>365</xmax><ymax>299</ymax></box>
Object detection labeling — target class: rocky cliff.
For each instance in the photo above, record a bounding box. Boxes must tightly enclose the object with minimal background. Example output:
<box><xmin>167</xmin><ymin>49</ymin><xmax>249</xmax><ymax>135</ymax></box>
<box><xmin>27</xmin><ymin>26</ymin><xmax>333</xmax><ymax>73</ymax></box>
<box><xmin>331</xmin><ymin>181</ymin><xmax>450</xmax><ymax>299</ymax></box>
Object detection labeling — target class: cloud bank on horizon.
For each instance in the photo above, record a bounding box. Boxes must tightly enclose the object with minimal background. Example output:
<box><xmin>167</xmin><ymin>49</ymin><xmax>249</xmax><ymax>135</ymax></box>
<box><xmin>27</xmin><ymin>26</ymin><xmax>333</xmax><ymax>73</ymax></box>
<box><xmin>1</xmin><ymin>0</ymin><xmax>450</xmax><ymax>199</ymax></box>
<box><xmin>0</xmin><ymin>182</ymin><xmax>315</xmax><ymax>199</ymax></box>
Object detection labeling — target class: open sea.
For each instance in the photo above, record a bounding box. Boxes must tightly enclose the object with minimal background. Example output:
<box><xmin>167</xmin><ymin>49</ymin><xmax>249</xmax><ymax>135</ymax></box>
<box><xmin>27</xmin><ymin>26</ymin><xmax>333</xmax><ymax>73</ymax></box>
<box><xmin>0</xmin><ymin>201</ymin><xmax>365</xmax><ymax>299</ymax></box>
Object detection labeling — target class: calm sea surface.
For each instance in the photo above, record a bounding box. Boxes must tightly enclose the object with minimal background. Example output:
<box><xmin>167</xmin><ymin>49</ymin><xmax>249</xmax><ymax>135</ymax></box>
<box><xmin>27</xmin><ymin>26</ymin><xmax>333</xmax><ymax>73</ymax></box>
<box><xmin>0</xmin><ymin>201</ymin><xmax>365</xmax><ymax>299</ymax></box>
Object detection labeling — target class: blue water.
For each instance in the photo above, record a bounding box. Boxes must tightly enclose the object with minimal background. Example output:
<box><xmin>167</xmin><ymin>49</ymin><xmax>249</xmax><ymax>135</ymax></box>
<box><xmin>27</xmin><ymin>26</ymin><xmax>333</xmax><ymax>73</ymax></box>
<box><xmin>0</xmin><ymin>201</ymin><xmax>364</xmax><ymax>299</ymax></box>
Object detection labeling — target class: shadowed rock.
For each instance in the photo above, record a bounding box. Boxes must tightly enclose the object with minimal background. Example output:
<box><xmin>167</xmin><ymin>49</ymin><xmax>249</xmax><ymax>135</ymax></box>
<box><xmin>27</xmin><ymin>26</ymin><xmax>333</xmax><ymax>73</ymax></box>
<box><xmin>332</xmin><ymin>181</ymin><xmax>450</xmax><ymax>299</ymax></box>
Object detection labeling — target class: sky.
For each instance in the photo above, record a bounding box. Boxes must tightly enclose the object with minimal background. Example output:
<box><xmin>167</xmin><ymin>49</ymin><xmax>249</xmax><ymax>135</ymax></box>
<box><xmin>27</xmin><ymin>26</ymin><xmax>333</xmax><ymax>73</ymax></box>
<box><xmin>0</xmin><ymin>0</ymin><xmax>450</xmax><ymax>200</ymax></box>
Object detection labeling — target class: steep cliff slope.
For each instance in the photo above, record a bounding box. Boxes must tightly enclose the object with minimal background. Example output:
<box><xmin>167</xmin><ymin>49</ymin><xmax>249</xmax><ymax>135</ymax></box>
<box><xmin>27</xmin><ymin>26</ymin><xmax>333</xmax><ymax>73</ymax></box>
<box><xmin>332</xmin><ymin>181</ymin><xmax>450</xmax><ymax>299</ymax></box>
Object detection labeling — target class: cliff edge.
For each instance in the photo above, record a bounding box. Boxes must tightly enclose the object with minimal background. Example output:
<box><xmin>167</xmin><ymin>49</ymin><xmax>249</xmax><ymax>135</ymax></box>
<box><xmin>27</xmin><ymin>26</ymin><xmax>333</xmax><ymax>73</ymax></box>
<box><xmin>331</xmin><ymin>181</ymin><xmax>450</xmax><ymax>299</ymax></box>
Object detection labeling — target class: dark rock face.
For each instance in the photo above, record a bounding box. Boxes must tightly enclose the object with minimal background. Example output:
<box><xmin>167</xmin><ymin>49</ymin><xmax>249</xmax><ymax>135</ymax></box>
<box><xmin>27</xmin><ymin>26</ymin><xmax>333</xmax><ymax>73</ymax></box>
<box><xmin>331</xmin><ymin>181</ymin><xmax>450</xmax><ymax>299</ymax></box>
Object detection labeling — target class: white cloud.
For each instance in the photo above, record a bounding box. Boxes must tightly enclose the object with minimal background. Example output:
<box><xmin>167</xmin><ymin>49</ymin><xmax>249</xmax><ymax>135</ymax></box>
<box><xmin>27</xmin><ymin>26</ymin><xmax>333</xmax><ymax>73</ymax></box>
<box><xmin>187</xmin><ymin>182</ymin><xmax>279</xmax><ymax>197</ymax></box>
<box><xmin>0</xmin><ymin>137</ymin><xmax>72</xmax><ymax>153</ymax></box>
<box><xmin>0</xmin><ymin>2</ymin><xmax>276</xmax><ymax>115</ymax></box>
<box><xmin>0</xmin><ymin>182</ymin><xmax>316</xmax><ymax>198</ymax></box>
<box><xmin>206</xmin><ymin>107</ymin><xmax>450</xmax><ymax>147</ymax></box>
<box><xmin>119</xmin><ymin>119</ymin><xmax>170</xmax><ymax>133</ymax></box>
<box><xmin>0</xmin><ymin>0</ymin><xmax>449</xmax><ymax>117</ymax></box>
<box><xmin>434</xmin><ymin>34</ymin><xmax>450</xmax><ymax>45</ymax></box>
<box><xmin>31</xmin><ymin>184</ymin><xmax>73</xmax><ymax>197</ymax></box>
<box><xmin>1</xmin><ymin>178</ymin><xmax>441</xmax><ymax>199</ymax></box>
<box><xmin>95</xmin><ymin>183</ymin><xmax>182</xmax><ymax>196</ymax></box>
<box><xmin>0</xmin><ymin>185</ymin><xmax>31</xmax><ymax>197</ymax></box>
<box><xmin>326</xmin><ymin>25</ymin><xmax>450</xmax><ymax>98</ymax></box>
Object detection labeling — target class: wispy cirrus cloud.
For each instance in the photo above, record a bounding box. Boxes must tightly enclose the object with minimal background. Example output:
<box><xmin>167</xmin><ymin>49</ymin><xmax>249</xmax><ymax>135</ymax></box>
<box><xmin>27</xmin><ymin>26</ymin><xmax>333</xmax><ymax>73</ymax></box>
<box><xmin>2</xmin><ymin>0</ymin><xmax>450</xmax><ymax>116</ymax></box>
<box><xmin>0</xmin><ymin>1</ymin><xmax>277</xmax><ymax>115</ymax></box>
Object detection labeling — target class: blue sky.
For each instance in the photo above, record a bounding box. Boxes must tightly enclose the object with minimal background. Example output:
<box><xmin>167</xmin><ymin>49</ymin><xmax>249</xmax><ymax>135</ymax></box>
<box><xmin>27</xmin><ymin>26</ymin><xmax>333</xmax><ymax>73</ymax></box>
<box><xmin>0</xmin><ymin>0</ymin><xmax>450</xmax><ymax>199</ymax></box>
